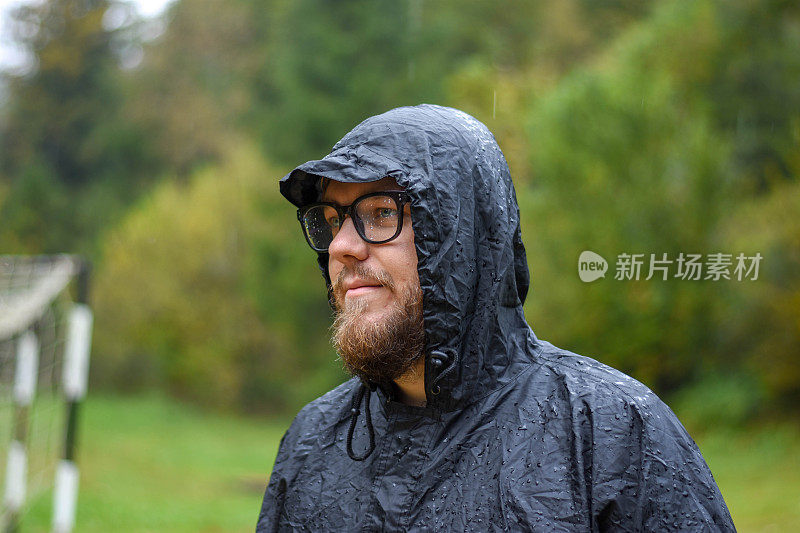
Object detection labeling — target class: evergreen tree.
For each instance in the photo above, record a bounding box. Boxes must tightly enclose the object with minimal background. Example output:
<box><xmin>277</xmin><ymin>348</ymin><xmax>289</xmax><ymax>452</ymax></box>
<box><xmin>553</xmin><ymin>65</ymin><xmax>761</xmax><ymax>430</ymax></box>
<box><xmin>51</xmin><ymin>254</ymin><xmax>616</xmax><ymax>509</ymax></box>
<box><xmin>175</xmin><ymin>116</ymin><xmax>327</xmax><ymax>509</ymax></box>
<box><xmin>0</xmin><ymin>0</ymin><xmax>155</xmax><ymax>253</ymax></box>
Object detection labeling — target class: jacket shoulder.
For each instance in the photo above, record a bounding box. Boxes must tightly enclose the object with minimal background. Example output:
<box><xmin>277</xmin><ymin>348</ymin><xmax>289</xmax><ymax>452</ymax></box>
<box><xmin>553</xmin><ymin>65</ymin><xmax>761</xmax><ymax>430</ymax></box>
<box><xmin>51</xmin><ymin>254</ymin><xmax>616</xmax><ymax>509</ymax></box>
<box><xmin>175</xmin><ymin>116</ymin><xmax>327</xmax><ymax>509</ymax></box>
<box><xmin>526</xmin><ymin>341</ymin><xmax>735</xmax><ymax>530</ymax></box>
<box><xmin>533</xmin><ymin>340</ymin><xmax>666</xmax><ymax>414</ymax></box>
<box><xmin>282</xmin><ymin>377</ymin><xmax>360</xmax><ymax>449</ymax></box>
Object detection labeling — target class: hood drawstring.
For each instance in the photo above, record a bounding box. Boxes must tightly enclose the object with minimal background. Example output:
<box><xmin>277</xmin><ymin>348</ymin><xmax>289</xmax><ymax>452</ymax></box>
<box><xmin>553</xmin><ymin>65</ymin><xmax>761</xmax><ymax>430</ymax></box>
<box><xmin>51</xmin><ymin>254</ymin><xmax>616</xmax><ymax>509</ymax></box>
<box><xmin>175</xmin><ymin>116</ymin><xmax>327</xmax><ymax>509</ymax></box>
<box><xmin>346</xmin><ymin>351</ymin><xmax>456</xmax><ymax>460</ymax></box>
<box><xmin>429</xmin><ymin>350</ymin><xmax>458</xmax><ymax>396</ymax></box>
<box><xmin>346</xmin><ymin>380</ymin><xmax>376</xmax><ymax>461</ymax></box>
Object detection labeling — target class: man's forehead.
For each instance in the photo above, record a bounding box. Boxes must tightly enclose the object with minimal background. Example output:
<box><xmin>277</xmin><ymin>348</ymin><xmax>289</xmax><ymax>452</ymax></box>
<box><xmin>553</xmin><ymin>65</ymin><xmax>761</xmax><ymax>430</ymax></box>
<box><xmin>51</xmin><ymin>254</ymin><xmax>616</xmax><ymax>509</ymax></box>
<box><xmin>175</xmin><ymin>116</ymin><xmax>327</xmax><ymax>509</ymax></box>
<box><xmin>320</xmin><ymin>176</ymin><xmax>402</xmax><ymax>203</ymax></box>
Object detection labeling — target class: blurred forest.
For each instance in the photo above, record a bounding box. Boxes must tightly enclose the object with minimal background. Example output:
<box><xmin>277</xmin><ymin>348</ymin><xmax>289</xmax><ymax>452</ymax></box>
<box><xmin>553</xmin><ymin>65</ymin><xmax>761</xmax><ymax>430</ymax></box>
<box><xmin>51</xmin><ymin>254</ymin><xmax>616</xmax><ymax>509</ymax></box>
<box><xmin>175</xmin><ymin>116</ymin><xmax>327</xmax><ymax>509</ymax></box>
<box><xmin>1</xmin><ymin>0</ymin><xmax>798</xmax><ymax>422</ymax></box>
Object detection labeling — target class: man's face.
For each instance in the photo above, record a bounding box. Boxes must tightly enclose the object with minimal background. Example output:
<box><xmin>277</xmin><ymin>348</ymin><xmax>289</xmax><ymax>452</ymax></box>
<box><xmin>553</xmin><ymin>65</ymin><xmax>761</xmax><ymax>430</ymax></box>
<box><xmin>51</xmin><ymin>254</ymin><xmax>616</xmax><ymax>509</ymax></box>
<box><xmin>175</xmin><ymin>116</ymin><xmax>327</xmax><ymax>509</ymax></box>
<box><xmin>323</xmin><ymin>177</ymin><xmax>425</xmax><ymax>384</ymax></box>
<box><xmin>324</xmin><ymin>177</ymin><xmax>419</xmax><ymax>322</ymax></box>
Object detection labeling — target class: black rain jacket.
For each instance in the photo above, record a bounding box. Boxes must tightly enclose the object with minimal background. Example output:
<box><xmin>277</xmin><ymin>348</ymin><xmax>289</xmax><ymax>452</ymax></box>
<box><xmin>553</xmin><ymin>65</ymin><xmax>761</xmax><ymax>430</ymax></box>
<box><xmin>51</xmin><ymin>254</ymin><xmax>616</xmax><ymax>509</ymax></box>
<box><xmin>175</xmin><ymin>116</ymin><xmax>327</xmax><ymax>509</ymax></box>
<box><xmin>257</xmin><ymin>104</ymin><xmax>735</xmax><ymax>532</ymax></box>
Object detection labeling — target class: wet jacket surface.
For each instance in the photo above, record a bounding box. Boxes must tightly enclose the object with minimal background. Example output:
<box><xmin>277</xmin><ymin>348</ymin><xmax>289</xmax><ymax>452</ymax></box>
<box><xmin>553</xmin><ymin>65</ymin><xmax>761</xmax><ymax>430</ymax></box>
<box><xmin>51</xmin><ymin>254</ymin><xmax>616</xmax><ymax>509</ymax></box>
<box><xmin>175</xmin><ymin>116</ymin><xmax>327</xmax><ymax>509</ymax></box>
<box><xmin>257</xmin><ymin>104</ymin><xmax>735</xmax><ymax>532</ymax></box>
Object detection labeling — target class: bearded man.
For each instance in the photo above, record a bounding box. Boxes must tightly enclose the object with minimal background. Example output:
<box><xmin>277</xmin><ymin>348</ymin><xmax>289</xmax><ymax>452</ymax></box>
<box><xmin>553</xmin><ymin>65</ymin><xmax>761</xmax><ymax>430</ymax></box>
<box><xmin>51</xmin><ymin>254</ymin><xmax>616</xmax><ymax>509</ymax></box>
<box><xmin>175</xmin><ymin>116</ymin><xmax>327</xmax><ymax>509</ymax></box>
<box><xmin>257</xmin><ymin>105</ymin><xmax>734</xmax><ymax>531</ymax></box>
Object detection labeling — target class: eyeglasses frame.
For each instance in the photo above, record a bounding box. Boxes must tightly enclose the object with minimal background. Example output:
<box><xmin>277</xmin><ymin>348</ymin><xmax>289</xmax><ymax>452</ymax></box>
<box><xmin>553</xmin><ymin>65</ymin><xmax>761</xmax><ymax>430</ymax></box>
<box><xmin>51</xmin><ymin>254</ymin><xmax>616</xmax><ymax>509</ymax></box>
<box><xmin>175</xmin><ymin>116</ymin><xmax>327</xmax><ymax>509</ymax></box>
<box><xmin>297</xmin><ymin>190</ymin><xmax>412</xmax><ymax>252</ymax></box>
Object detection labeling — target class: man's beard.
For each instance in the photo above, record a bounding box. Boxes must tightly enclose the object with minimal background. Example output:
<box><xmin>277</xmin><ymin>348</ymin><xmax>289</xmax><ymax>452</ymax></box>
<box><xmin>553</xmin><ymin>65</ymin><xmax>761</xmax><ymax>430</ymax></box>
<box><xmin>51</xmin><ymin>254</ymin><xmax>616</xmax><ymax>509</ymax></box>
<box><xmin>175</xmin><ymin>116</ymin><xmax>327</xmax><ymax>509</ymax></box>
<box><xmin>331</xmin><ymin>264</ymin><xmax>425</xmax><ymax>385</ymax></box>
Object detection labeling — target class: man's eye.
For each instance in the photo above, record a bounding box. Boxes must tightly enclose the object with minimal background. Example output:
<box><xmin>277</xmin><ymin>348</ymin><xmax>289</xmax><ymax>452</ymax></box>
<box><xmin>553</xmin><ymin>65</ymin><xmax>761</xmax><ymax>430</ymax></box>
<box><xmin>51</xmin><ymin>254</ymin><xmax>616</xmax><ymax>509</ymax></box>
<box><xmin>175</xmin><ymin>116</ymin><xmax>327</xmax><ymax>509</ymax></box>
<box><xmin>376</xmin><ymin>208</ymin><xmax>397</xmax><ymax>219</ymax></box>
<box><xmin>327</xmin><ymin>216</ymin><xmax>340</xmax><ymax>228</ymax></box>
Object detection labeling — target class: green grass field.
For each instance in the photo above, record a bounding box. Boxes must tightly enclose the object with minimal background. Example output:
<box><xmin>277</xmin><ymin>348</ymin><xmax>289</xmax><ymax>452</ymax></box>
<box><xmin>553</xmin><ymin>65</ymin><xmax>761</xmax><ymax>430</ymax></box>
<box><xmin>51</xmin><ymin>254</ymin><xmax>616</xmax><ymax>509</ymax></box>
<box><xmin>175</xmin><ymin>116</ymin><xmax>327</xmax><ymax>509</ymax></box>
<box><xmin>693</xmin><ymin>423</ymin><xmax>800</xmax><ymax>531</ymax></box>
<box><xmin>17</xmin><ymin>394</ymin><xmax>800</xmax><ymax>532</ymax></box>
<box><xmin>24</xmin><ymin>394</ymin><xmax>284</xmax><ymax>532</ymax></box>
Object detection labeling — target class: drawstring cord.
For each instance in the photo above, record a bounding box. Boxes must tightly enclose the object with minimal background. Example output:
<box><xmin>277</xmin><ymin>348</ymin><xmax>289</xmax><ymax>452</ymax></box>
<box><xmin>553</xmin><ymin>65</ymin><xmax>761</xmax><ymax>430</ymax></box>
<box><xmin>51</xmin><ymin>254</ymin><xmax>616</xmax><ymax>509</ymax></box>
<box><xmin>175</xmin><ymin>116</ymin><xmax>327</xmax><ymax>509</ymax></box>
<box><xmin>346</xmin><ymin>380</ymin><xmax>376</xmax><ymax>461</ymax></box>
<box><xmin>429</xmin><ymin>350</ymin><xmax>458</xmax><ymax>396</ymax></box>
<box><xmin>346</xmin><ymin>351</ymin><xmax>455</xmax><ymax>460</ymax></box>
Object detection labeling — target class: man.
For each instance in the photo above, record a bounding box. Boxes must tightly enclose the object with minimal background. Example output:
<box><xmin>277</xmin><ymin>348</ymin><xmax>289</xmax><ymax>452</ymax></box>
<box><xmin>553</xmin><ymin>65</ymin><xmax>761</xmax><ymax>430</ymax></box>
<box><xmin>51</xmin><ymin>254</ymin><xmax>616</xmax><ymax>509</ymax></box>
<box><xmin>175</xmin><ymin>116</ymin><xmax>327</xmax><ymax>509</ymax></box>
<box><xmin>257</xmin><ymin>104</ymin><xmax>734</xmax><ymax>531</ymax></box>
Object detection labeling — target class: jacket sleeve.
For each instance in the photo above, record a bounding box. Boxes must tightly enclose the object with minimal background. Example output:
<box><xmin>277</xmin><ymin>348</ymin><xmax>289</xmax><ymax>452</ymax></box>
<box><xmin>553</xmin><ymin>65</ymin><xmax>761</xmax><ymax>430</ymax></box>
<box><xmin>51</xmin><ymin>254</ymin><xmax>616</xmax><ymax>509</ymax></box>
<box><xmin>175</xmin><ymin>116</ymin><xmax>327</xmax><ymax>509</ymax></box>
<box><xmin>592</xmin><ymin>393</ymin><xmax>736</xmax><ymax>532</ymax></box>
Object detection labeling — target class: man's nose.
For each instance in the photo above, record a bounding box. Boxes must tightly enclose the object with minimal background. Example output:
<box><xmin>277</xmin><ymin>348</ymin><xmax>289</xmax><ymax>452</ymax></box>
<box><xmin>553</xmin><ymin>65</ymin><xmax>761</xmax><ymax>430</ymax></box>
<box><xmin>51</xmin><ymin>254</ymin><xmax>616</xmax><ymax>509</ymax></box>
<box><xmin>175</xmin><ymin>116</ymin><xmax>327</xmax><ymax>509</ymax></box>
<box><xmin>328</xmin><ymin>215</ymin><xmax>368</xmax><ymax>261</ymax></box>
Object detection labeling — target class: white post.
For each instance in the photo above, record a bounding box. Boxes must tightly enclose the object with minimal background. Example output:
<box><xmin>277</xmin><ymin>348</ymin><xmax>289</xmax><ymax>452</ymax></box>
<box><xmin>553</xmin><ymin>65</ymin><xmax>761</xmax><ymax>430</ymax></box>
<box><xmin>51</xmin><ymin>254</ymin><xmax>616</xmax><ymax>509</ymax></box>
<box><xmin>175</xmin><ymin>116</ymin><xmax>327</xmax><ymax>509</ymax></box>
<box><xmin>3</xmin><ymin>441</ymin><xmax>27</xmax><ymax>513</ymax></box>
<box><xmin>3</xmin><ymin>331</ymin><xmax>39</xmax><ymax>530</ymax></box>
<box><xmin>63</xmin><ymin>304</ymin><xmax>92</xmax><ymax>401</ymax></box>
<box><xmin>13</xmin><ymin>331</ymin><xmax>39</xmax><ymax>406</ymax></box>
<box><xmin>52</xmin><ymin>461</ymin><xmax>79</xmax><ymax>533</ymax></box>
<box><xmin>51</xmin><ymin>303</ymin><xmax>93</xmax><ymax>533</ymax></box>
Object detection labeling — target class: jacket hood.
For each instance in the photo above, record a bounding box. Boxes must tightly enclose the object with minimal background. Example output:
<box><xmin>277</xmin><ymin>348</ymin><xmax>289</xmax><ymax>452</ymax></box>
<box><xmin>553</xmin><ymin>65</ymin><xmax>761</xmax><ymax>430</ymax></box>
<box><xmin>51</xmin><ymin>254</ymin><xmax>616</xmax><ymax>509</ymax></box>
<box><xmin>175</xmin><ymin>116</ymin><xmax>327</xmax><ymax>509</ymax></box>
<box><xmin>280</xmin><ymin>104</ymin><xmax>537</xmax><ymax>411</ymax></box>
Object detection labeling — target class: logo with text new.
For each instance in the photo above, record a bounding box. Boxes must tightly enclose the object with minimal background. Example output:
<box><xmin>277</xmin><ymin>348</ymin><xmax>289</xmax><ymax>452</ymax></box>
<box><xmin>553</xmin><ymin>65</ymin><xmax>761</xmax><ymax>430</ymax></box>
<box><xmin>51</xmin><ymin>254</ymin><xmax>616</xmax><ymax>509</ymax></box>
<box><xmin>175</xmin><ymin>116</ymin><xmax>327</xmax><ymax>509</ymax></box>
<box><xmin>578</xmin><ymin>251</ymin><xmax>608</xmax><ymax>282</ymax></box>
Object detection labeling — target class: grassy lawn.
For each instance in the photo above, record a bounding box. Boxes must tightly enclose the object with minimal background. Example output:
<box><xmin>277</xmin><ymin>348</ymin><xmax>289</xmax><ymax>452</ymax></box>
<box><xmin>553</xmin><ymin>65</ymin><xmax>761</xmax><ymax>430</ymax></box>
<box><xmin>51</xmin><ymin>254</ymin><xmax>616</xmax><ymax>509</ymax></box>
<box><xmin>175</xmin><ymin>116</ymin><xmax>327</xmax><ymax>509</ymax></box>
<box><xmin>695</xmin><ymin>423</ymin><xmax>800</xmax><ymax>532</ymax></box>
<box><xmin>25</xmin><ymin>394</ymin><xmax>287</xmax><ymax>532</ymax></box>
<box><xmin>18</xmin><ymin>393</ymin><xmax>800</xmax><ymax>531</ymax></box>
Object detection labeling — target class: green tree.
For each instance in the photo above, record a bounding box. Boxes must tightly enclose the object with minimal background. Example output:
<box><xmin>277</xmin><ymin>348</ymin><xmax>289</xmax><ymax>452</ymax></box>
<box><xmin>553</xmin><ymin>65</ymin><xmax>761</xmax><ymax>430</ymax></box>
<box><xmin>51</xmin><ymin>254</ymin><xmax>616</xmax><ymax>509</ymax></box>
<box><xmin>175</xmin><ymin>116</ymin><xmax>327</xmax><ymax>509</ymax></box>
<box><xmin>92</xmin><ymin>144</ymin><xmax>342</xmax><ymax>413</ymax></box>
<box><xmin>0</xmin><ymin>0</ymin><xmax>157</xmax><ymax>254</ymax></box>
<box><xmin>717</xmin><ymin>180</ymin><xmax>800</xmax><ymax>414</ymax></box>
<box><xmin>254</xmin><ymin>0</ymin><xmax>654</xmax><ymax>166</ymax></box>
<box><xmin>521</xmin><ymin>0</ymin><xmax>799</xmax><ymax>401</ymax></box>
<box><xmin>125</xmin><ymin>0</ymin><xmax>262</xmax><ymax>175</ymax></box>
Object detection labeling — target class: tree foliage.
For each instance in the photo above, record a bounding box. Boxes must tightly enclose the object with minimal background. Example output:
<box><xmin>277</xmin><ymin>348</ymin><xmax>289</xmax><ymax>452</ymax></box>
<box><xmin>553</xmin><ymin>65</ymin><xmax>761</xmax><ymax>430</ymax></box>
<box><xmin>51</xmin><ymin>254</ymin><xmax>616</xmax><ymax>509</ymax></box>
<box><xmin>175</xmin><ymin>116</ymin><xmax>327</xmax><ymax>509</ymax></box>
<box><xmin>92</xmin><ymin>144</ymin><xmax>342</xmax><ymax>413</ymax></box>
<box><xmin>521</xmin><ymin>0</ymin><xmax>799</xmax><ymax>405</ymax></box>
<box><xmin>0</xmin><ymin>0</ymin><xmax>159</xmax><ymax>254</ymax></box>
<box><xmin>717</xmin><ymin>180</ymin><xmax>800</xmax><ymax>413</ymax></box>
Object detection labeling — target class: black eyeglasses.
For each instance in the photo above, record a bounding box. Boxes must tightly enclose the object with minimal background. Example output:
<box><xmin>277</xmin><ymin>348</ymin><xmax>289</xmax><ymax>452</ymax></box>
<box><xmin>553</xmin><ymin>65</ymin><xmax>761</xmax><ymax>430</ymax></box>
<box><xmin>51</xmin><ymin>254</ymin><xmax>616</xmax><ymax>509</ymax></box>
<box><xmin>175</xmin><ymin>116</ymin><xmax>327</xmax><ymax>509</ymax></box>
<box><xmin>297</xmin><ymin>190</ymin><xmax>411</xmax><ymax>252</ymax></box>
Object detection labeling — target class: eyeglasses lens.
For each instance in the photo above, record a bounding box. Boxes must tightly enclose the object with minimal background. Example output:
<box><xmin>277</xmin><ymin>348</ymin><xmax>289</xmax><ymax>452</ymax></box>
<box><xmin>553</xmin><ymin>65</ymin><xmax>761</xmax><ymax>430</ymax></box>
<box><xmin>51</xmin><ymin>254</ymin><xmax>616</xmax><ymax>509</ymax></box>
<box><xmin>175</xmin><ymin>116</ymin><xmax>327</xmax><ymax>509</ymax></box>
<box><xmin>355</xmin><ymin>196</ymin><xmax>400</xmax><ymax>242</ymax></box>
<box><xmin>302</xmin><ymin>205</ymin><xmax>337</xmax><ymax>250</ymax></box>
